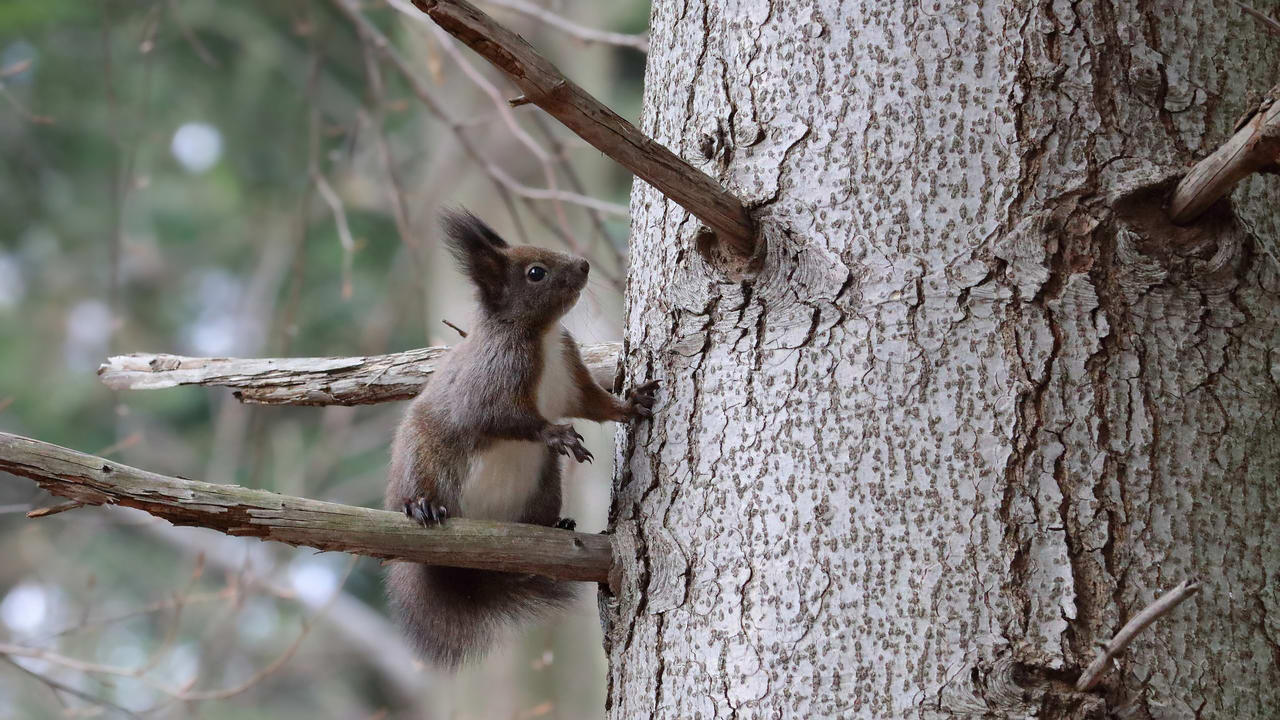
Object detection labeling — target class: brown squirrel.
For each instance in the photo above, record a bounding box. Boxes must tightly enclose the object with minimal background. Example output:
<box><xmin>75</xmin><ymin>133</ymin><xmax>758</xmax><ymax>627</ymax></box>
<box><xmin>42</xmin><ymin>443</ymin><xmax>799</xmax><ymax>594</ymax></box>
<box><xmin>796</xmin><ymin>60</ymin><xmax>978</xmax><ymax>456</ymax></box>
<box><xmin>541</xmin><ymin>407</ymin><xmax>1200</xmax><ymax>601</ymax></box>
<box><xmin>386</xmin><ymin>209</ymin><xmax>658</xmax><ymax>668</ymax></box>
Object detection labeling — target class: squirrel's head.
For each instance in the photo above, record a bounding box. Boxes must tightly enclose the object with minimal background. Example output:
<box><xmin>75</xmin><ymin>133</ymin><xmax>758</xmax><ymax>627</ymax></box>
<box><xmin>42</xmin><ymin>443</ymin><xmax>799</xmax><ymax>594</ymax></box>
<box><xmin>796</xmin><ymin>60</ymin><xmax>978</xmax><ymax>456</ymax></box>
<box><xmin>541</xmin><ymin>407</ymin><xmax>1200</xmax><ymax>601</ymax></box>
<box><xmin>441</xmin><ymin>209</ymin><xmax>590</xmax><ymax>330</ymax></box>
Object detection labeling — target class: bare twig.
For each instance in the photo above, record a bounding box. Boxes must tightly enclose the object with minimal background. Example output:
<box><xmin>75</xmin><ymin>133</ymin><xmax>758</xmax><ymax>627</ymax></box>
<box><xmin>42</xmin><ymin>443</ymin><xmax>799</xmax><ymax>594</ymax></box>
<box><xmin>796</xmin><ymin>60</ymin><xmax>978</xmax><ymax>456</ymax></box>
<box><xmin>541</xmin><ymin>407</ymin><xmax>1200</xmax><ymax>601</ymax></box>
<box><xmin>26</xmin><ymin>500</ymin><xmax>84</xmax><ymax>518</ymax></box>
<box><xmin>97</xmin><ymin>341</ymin><xmax>620</xmax><ymax>406</ymax></box>
<box><xmin>1169</xmin><ymin>84</ymin><xmax>1280</xmax><ymax>224</ymax></box>
<box><xmin>1075</xmin><ymin>579</ymin><xmax>1202</xmax><ymax>691</ymax></box>
<box><xmin>165</xmin><ymin>0</ymin><xmax>221</xmax><ymax>67</ymax></box>
<box><xmin>0</xmin><ymin>432</ymin><xmax>614</xmax><ymax>583</ymax></box>
<box><xmin>332</xmin><ymin>0</ymin><xmax>628</xmax><ymax>223</ymax></box>
<box><xmin>311</xmin><ymin>170</ymin><xmax>357</xmax><ymax>300</ymax></box>
<box><xmin>442</xmin><ymin>318</ymin><xmax>469</xmax><ymax>337</ymax></box>
<box><xmin>0</xmin><ymin>559</ymin><xmax>353</xmax><ymax>705</ymax></box>
<box><xmin>407</xmin><ymin>0</ymin><xmax>758</xmax><ymax>258</ymax></box>
<box><xmin>478</xmin><ymin>0</ymin><xmax>648</xmax><ymax>52</ymax></box>
<box><xmin>1237</xmin><ymin>1</ymin><xmax>1280</xmax><ymax>36</ymax></box>
<box><xmin>1</xmin><ymin>655</ymin><xmax>143</xmax><ymax>719</ymax></box>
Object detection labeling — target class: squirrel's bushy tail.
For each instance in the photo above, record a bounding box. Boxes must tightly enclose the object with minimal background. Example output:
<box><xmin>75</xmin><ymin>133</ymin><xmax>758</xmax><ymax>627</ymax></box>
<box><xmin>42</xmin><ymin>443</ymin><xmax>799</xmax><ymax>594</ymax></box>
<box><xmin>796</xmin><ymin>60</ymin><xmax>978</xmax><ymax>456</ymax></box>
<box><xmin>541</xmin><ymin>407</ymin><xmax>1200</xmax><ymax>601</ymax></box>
<box><xmin>387</xmin><ymin>562</ymin><xmax>573</xmax><ymax>668</ymax></box>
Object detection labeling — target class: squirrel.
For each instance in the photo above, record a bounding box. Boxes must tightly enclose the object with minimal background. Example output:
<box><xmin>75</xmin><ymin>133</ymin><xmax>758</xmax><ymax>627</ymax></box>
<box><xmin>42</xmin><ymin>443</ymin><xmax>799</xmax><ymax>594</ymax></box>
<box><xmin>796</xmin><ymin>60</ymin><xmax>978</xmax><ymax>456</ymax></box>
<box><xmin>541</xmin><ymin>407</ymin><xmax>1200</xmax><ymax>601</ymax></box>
<box><xmin>385</xmin><ymin>209</ymin><xmax>658</xmax><ymax>668</ymax></box>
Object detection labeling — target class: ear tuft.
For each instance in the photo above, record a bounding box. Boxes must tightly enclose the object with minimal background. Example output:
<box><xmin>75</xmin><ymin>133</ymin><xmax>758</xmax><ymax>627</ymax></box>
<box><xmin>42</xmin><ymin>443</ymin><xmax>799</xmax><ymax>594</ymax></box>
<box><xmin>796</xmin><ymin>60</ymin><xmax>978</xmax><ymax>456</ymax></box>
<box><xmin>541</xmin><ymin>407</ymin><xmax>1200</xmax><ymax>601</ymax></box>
<box><xmin>441</xmin><ymin>208</ymin><xmax>509</xmax><ymax>252</ymax></box>
<box><xmin>440</xmin><ymin>208</ymin><xmax>510</xmax><ymax>311</ymax></box>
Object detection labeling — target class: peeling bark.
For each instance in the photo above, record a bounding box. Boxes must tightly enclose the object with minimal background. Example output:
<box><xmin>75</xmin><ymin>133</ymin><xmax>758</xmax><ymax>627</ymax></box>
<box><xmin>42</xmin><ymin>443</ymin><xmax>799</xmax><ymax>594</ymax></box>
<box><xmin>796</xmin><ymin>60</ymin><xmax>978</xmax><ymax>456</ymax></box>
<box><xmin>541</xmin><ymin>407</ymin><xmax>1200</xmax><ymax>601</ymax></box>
<box><xmin>605</xmin><ymin>1</ymin><xmax>1280</xmax><ymax>718</ymax></box>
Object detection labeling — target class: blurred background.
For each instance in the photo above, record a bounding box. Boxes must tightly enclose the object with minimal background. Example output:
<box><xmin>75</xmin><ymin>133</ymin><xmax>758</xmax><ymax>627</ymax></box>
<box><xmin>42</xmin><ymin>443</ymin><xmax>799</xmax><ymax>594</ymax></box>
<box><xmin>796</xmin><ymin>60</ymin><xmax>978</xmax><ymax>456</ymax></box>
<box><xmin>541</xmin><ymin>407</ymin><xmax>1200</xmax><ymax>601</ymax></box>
<box><xmin>0</xmin><ymin>0</ymin><xmax>648</xmax><ymax>717</ymax></box>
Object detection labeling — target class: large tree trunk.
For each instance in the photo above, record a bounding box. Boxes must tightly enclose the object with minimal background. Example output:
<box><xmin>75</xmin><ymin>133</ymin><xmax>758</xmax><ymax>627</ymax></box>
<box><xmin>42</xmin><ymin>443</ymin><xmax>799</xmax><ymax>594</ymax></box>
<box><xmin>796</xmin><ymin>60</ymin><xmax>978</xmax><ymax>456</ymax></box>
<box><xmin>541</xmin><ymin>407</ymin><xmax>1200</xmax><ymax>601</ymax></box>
<box><xmin>605</xmin><ymin>1</ymin><xmax>1280</xmax><ymax>717</ymax></box>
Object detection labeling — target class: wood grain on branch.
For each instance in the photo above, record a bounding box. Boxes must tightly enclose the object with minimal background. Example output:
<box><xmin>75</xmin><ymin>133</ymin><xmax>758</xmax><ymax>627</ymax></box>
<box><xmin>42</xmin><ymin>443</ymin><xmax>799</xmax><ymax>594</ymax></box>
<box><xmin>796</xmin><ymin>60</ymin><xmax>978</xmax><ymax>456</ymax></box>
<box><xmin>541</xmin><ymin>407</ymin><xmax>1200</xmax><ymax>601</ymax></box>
<box><xmin>1168</xmin><ymin>84</ymin><xmax>1280</xmax><ymax>225</ymax></box>
<box><xmin>406</xmin><ymin>0</ymin><xmax>758</xmax><ymax>258</ymax></box>
<box><xmin>98</xmin><ymin>341</ymin><xmax>620</xmax><ymax>406</ymax></box>
<box><xmin>0</xmin><ymin>432</ymin><xmax>613</xmax><ymax>584</ymax></box>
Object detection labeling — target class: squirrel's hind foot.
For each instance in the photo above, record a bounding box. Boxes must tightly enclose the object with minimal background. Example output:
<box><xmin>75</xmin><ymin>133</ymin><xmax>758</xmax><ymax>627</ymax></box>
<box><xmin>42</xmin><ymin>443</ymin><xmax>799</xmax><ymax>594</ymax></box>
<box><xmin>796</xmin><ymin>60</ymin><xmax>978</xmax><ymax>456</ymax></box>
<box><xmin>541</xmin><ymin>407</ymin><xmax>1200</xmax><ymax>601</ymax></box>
<box><xmin>404</xmin><ymin>497</ymin><xmax>449</xmax><ymax>526</ymax></box>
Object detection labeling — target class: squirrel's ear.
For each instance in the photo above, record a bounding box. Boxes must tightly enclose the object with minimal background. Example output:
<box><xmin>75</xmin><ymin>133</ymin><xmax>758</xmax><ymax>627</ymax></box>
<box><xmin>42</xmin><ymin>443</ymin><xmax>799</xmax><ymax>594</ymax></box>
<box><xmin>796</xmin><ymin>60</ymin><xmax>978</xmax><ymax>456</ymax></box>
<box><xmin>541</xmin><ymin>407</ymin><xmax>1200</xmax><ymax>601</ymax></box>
<box><xmin>441</xmin><ymin>209</ymin><xmax>510</xmax><ymax>310</ymax></box>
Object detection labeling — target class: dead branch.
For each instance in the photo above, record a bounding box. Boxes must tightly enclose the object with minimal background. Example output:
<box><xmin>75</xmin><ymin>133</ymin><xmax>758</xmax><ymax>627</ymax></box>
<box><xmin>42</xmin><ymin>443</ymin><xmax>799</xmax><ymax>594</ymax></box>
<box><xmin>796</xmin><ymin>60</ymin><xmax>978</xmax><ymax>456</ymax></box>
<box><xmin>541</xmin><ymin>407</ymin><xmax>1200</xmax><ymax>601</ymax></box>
<box><xmin>406</xmin><ymin>0</ymin><xmax>758</xmax><ymax>258</ymax></box>
<box><xmin>0</xmin><ymin>432</ymin><xmax>613</xmax><ymax>584</ymax></box>
<box><xmin>1168</xmin><ymin>84</ymin><xmax>1280</xmax><ymax>225</ymax></box>
<box><xmin>98</xmin><ymin>341</ymin><xmax>619</xmax><ymax>406</ymax></box>
<box><xmin>1075</xmin><ymin>579</ymin><xmax>1202</xmax><ymax>691</ymax></box>
<box><xmin>1236</xmin><ymin>1</ymin><xmax>1280</xmax><ymax>36</ymax></box>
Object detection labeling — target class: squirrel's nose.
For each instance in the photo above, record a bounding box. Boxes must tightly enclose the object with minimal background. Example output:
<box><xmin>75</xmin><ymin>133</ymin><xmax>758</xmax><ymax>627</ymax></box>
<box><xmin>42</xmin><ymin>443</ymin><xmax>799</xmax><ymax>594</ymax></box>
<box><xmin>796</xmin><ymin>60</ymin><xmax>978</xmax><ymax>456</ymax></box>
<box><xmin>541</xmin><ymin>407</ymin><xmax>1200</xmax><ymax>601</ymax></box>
<box><xmin>578</xmin><ymin>259</ymin><xmax>590</xmax><ymax>275</ymax></box>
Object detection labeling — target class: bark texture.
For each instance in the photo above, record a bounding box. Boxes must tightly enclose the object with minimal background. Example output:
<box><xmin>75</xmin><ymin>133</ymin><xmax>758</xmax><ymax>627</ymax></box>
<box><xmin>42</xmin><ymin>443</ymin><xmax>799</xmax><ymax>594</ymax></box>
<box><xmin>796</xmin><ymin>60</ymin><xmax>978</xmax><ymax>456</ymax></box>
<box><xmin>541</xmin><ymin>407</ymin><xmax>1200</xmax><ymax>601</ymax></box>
<box><xmin>605</xmin><ymin>1</ymin><xmax>1280</xmax><ymax>718</ymax></box>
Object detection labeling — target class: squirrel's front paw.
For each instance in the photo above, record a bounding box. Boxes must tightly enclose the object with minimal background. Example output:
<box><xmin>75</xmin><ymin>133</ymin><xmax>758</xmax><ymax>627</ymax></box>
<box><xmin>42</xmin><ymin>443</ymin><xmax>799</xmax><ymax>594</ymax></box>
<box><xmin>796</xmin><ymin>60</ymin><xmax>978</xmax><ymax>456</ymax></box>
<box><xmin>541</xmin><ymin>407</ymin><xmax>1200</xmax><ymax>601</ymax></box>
<box><xmin>626</xmin><ymin>380</ymin><xmax>660</xmax><ymax>420</ymax></box>
<box><xmin>403</xmin><ymin>496</ymin><xmax>449</xmax><ymax>527</ymax></box>
<box><xmin>541</xmin><ymin>423</ymin><xmax>593</xmax><ymax>464</ymax></box>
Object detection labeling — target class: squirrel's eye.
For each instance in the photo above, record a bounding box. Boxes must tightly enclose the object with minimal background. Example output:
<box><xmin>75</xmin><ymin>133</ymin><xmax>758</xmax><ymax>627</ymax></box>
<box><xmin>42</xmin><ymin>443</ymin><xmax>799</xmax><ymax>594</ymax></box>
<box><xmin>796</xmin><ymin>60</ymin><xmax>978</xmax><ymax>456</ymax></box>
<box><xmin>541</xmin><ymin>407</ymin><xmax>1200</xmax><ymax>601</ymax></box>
<box><xmin>526</xmin><ymin>265</ymin><xmax>547</xmax><ymax>282</ymax></box>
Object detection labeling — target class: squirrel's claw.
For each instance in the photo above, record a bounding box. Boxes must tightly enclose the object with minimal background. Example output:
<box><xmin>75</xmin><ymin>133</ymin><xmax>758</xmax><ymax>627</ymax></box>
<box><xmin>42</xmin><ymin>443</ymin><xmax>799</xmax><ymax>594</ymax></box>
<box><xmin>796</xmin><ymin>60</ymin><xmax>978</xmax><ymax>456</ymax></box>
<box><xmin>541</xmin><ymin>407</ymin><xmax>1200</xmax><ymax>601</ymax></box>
<box><xmin>626</xmin><ymin>379</ymin><xmax>660</xmax><ymax>421</ymax></box>
<box><xmin>404</xmin><ymin>497</ymin><xmax>449</xmax><ymax>527</ymax></box>
<box><xmin>554</xmin><ymin>517</ymin><xmax>577</xmax><ymax>531</ymax></box>
<box><xmin>542</xmin><ymin>423</ymin><xmax>593</xmax><ymax>464</ymax></box>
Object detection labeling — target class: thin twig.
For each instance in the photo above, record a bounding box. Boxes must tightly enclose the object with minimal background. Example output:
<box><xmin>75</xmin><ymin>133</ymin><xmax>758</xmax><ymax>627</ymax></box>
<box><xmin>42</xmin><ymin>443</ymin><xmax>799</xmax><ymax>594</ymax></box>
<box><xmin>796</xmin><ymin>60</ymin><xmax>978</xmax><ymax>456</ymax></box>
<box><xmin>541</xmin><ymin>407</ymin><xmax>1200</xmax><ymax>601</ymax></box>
<box><xmin>1</xmin><ymin>655</ymin><xmax>144</xmax><ymax>719</ymax></box>
<box><xmin>0</xmin><ymin>432</ymin><xmax>614</xmax><ymax>583</ymax></box>
<box><xmin>331</xmin><ymin>0</ymin><xmax>628</xmax><ymax>220</ymax></box>
<box><xmin>165</xmin><ymin>0</ymin><xmax>221</xmax><ymax>67</ymax></box>
<box><xmin>1076</xmin><ymin>579</ymin><xmax>1202</xmax><ymax>691</ymax></box>
<box><xmin>479</xmin><ymin>0</ymin><xmax>649</xmax><ymax>52</ymax></box>
<box><xmin>442</xmin><ymin>318</ymin><xmax>469</xmax><ymax>337</ymax></box>
<box><xmin>26</xmin><ymin>501</ymin><xmax>84</xmax><ymax>519</ymax></box>
<box><xmin>311</xmin><ymin>170</ymin><xmax>357</xmax><ymax>300</ymax></box>
<box><xmin>1237</xmin><ymin>1</ymin><xmax>1280</xmax><ymax>36</ymax></box>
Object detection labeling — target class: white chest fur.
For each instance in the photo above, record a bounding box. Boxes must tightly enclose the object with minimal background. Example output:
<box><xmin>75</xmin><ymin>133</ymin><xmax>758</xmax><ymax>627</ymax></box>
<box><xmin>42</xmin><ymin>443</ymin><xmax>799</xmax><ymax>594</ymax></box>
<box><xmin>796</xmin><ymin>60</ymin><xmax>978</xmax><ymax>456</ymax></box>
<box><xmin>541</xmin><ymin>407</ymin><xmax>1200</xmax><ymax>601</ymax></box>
<box><xmin>461</xmin><ymin>328</ymin><xmax>577</xmax><ymax>521</ymax></box>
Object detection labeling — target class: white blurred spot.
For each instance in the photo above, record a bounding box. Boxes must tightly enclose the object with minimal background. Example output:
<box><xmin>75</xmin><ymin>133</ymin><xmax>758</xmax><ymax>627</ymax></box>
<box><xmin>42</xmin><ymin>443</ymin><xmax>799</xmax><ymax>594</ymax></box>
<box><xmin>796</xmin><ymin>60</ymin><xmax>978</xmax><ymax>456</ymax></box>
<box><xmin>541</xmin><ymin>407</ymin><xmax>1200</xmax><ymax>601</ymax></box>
<box><xmin>157</xmin><ymin>642</ymin><xmax>201</xmax><ymax>686</ymax></box>
<box><xmin>0</xmin><ymin>582</ymin><xmax>47</xmax><ymax>633</ymax></box>
<box><xmin>63</xmin><ymin>299</ymin><xmax>113</xmax><ymax>371</ymax></box>
<box><xmin>170</xmin><ymin>122</ymin><xmax>223</xmax><ymax>174</ymax></box>
<box><xmin>237</xmin><ymin>597</ymin><xmax>280</xmax><ymax>644</ymax></box>
<box><xmin>112</xmin><ymin>678</ymin><xmax>156</xmax><ymax>712</ymax></box>
<box><xmin>0</xmin><ymin>254</ymin><xmax>24</xmax><ymax>309</ymax></box>
<box><xmin>184</xmin><ymin>270</ymin><xmax>246</xmax><ymax>356</ymax></box>
<box><xmin>288</xmin><ymin>558</ymin><xmax>339</xmax><ymax>607</ymax></box>
<box><xmin>103</xmin><ymin>641</ymin><xmax>147</xmax><ymax>670</ymax></box>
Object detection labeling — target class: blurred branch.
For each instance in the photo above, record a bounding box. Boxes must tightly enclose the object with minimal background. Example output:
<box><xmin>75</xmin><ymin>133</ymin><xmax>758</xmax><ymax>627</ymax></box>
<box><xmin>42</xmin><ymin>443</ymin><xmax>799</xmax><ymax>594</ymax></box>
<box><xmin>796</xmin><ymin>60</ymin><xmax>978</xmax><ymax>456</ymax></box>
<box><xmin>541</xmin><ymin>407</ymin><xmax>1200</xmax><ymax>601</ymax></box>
<box><xmin>311</xmin><ymin>169</ymin><xmax>357</xmax><ymax>300</ymax></box>
<box><xmin>0</xmin><ymin>556</ymin><xmax>353</xmax><ymax>707</ymax></box>
<box><xmin>331</xmin><ymin>0</ymin><xmax>628</xmax><ymax>221</ymax></box>
<box><xmin>0</xmin><ymin>432</ymin><xmax>614</xmax><ymax>584</ymax></box>
<box><xmin>98</xmin><ymin>341</ymin><xmax>620</xmax><ymax>406</ymax></box>
<box><xmin>406</xmin><ymin>0</ymin><xmax>758</xmax><ymax>259</ymax></box>
<box><xmin>141</xmin><ymin>519</ymin><xmax>435</xmax><ymax>708</ymax></box>
<box><xmin>1169</xmin><ymin>83</ymin><xmax>1280</xmax><ymax>225</ymax></box>
<box><xmin>476</xmin><ymin>0</ymin><xmax>648</xmax><ymax>52</ymax></box>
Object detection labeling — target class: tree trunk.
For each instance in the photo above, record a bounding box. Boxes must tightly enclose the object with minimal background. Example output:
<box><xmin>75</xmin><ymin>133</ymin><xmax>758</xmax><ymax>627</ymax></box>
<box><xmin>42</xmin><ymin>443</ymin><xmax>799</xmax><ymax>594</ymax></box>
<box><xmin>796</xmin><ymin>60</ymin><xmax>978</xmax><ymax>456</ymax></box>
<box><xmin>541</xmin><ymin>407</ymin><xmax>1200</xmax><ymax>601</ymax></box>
<box><xmin>605</xmin><ymin>1</ymin><xmax>1280</xmax><ymax>718</ymax></box>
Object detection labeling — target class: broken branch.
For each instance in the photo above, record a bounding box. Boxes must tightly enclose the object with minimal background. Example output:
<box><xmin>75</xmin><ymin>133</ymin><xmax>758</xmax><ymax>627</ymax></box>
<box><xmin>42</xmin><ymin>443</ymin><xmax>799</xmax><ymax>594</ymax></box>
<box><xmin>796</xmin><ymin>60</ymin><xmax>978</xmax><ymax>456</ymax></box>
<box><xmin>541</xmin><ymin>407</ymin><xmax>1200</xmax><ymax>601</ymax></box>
<box><xmin>1075</xmin><ymin>579</ymin><xmax>1202</xmax><ymax>691</ymax></box>
<box><xmin>1168</xmin><ymin>84</ymin><xmax>1280</xmax><ymax>225</ymax></box>
<box><xmin>0</xmin><ymin>432</ymin><xmax>613</xmax><ymax>584</ymax></box>
<box><xmin>98</xmin><ymin>341</ymin><xmax>620</xmax><ymax>406</ymax></box>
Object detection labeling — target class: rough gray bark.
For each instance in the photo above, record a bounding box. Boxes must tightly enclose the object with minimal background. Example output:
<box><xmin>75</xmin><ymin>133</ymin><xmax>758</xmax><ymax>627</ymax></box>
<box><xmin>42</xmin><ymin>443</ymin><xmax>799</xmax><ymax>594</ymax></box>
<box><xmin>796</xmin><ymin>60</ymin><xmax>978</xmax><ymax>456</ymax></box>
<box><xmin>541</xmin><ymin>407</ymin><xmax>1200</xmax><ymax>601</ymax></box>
<box><xmin>605</xmin><ymin>1</ymin><xmax>1280</xmax><ymax>718</ymax></box>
